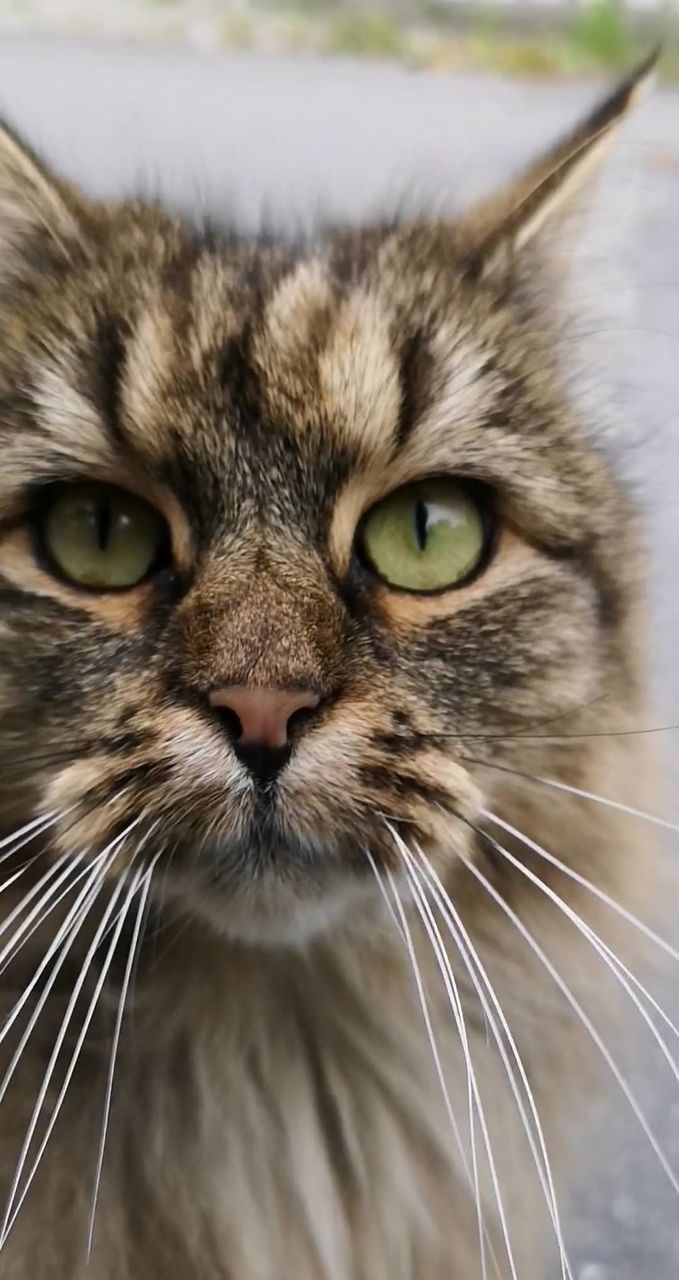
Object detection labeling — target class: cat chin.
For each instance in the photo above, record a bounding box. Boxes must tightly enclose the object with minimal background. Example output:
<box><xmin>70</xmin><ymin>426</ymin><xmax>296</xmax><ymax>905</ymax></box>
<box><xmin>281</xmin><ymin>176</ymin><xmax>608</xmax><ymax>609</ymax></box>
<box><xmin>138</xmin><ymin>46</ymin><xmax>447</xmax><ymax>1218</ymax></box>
<box><xmin>167</xmin><ymin>863</ymin><xmax>376</xmax><ymax>948</ymax></box>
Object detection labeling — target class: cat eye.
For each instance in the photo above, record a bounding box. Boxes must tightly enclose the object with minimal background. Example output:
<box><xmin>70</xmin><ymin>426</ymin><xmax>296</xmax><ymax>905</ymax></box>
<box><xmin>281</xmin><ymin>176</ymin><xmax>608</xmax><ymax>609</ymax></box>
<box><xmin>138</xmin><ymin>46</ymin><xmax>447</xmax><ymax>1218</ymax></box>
<box><xmin>37</xmin><ymin>483</ymin><xmax>169</xmax><ymax>591</ymax></box>
<box><xmin>358</xmin><ymin>479</ymin><xmax>490</xmax><ymax>594</ymax></box>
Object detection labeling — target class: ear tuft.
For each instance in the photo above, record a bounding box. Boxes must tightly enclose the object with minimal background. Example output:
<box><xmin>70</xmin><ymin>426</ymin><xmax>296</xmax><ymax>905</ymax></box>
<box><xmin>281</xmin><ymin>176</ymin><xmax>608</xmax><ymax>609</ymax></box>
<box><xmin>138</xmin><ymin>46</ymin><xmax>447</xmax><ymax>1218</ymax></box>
<box><xmin>461</xmin><ymin>50</ymin><xmax>659</xmax><ymax>271</ymax></box>
<box><xmin>0</xmin><ymin>117</ymin><xmax>85</xmax><ymax>268</ymax></box>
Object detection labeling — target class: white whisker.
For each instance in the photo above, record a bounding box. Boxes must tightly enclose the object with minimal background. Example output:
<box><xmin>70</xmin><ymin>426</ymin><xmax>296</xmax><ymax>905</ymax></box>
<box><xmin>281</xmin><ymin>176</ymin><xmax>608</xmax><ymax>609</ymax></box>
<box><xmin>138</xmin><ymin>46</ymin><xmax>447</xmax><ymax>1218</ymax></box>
<box><xmin>0</xmin><ymin>849</ymin><xmax>119</xmax><ymax>1078</ymax></box>
<box><xmin>0</xmin><ymin>811</ymin><xmax>63</xmax><ymax>857</ymax></box>
<box><xmin>595</xmin><ymin>944</ymin><xmax>679</xmax><ymax>1042</ymax></box>
<box><xmin>364</xmin><ymin>847</ymin><xmax>406</xmax><ymax>943</ymax></box>
<box><xmin>461</xmin><ymin>850</ymin><xmax>679</xmax><ymax>1200</ymax></box>
<box><xmin>409</xmin><ymin>840</ymin><xmax>572</xmax><ymax>1280</ymax></box>
<box><xmin>484</xmin><ymin>809</ymin><xmax>679</xmax><ymax>967</ymax></box>
<box><xmin>583</xmin><ymin>923</ymin><xmax>679</xmax><ymax>1050</ymax></box>
<box><xmin>0</xmin><ymin>855</ymin><xmax>43</xmax><ymax>898</ymax></box>
<box><xmin>372</xmin><ymin>853</ymin><xmax>499</xmax><ymax>1277</ymax></box>
<box><xmin>87</xmin><ymin>854</ymin><xmax>158</xmax><ymax>1255</ymax></box>
<box><xmin>0</xmin><ymin>812</ymin><xmax>80</xmax><ymax>908</ymax></box>
<box><xmin>399</xmin><ymin>862</ymin><xmax>496</xmax><ymax>1280</ymax></box>
<box><xmin>0</xmin><ymin>819</ymin><xmax>142</xmax><ymax>1058</ymax></box>
<box><xmin>0</xmin><ymin>852</ymin><xmax>78</xmax><ymax>954</ymax></box>
<box><xmin>2</xmin><ymin>863</ymin><xmax>148</xmax><ymax>1246</ymax></box>
<box><xmin>483</xmin><ymin>826</ymin><xmax>679</xmax><ymax>1096</ymax></box>
<box><xmin>0</xmin><ymin>855</ymin><xmax>140</xmax><ymax>1245</ymax></box>
<box><xmin>386</xmin><ymin>833</ymin><xmax>516</xmax><ymax>1280</ymax></box>
<box><xmin>0</xmin><ymin>807</ymin><xmax>135</xmax><ymax>968</ymax></box>
<box><xmin>0</xmin><ymin>856</ymin><xmax>109</xmax><ymax>979</ymax></box>
<box><xmin>378</xmin><ymin>862</ymin><xmax>470</xmax><ymax>1168</ymax></box>
<box><xmin>530</xmin><ymin>775</ymin><xmax>679</xmax><ymax>836</ymax></box>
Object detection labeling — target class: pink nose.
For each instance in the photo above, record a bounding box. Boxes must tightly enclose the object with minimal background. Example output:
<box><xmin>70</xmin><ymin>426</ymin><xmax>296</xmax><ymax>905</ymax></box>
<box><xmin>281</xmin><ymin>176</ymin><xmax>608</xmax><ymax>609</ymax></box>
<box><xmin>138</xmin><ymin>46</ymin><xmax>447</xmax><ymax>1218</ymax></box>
<box><xmin>208</xmin><ymin>686</ymin><xmax>321</xmax><ymax>749</ymax></box>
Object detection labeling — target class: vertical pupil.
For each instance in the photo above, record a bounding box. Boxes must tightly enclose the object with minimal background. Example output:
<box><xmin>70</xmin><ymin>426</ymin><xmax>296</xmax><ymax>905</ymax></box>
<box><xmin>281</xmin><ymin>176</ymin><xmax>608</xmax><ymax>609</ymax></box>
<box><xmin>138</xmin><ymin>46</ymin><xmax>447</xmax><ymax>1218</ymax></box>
<box><xmin>96</xmin><ymin>500</ymin><xmax>112</xmax><ymax>552</ymax></box>
<box><xmin>414</xmin><ymin>499</ymin><xmax>429</xmax><ymax>552</ymax></box>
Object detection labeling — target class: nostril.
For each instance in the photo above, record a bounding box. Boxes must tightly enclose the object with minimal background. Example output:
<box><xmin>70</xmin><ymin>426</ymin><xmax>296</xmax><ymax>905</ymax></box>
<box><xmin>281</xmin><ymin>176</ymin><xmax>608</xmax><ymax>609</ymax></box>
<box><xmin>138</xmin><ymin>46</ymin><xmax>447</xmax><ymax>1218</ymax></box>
<box><xmin>286</xmin><ymin>703</ymin><xmax>321</xmax><ymax>741</ymax></box>
<box><xmin>213</xmin><ymin>705</ymin><xmax>243</xmax><ymax>745</ymax></box>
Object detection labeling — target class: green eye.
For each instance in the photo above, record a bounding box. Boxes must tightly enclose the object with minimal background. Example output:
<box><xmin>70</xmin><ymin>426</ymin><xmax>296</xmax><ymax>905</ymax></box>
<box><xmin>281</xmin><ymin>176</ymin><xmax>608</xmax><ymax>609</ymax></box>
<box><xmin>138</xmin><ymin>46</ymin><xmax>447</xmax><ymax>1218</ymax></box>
<box><xmin>39</xmin><ymin>484</ymin><xmax>168</xmax><ymax>591</ymax></box>
<box><xmin>359</xmin><ymin>479</ymin><xmax>489</xmax><ymax>593</ymax></box>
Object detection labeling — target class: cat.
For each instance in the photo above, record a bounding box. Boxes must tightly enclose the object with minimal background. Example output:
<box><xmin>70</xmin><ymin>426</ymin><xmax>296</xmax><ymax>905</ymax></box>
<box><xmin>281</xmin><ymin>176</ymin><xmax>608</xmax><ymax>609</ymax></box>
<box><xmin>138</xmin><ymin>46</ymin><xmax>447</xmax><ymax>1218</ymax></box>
<box><xmin>0</xmin><ymin>52</ymin><xmax>666</xmax><ymax>1279</ymax></box>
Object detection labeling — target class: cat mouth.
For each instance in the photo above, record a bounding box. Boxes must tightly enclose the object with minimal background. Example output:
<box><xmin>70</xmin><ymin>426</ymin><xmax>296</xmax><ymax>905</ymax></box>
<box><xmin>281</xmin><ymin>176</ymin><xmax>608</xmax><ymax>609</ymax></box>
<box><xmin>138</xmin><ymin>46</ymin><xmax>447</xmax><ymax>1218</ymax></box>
<box><xmin>156</xmin><ymin>818</ymin><xmax>370</xmax><ymax>945</ymax></box>
<box><xmin>41</xmin><ymin>743</ymin><xmax>477</xmax><ymax>945</ymax></box>
<box><xmin>148</xmin><ymin>787</ymin><xmax>473</xmax><ymax>940</ymax></box>
<box><xmin>187</xmin><ymin>811</ymin><xmax>353</xmax><ymax>884</ymax></box>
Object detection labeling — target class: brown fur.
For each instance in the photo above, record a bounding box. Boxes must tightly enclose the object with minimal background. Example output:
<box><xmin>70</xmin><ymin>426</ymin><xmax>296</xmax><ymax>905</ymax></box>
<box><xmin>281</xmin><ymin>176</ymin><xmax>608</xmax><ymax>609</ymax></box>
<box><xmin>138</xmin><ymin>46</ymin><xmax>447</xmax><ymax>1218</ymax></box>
<box><xmin>0</xmin><ymin>58</ymin><xmax>661</xmax><ymax>1278</ymax></box>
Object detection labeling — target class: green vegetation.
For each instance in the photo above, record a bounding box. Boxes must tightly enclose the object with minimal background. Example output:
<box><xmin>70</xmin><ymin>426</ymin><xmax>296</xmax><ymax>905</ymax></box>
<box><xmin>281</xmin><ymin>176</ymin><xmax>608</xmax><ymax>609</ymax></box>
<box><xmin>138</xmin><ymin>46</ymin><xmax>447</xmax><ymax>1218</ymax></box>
<box><xmin>567</xmin><ymin>0</ymin><xmax>633</xmax><ymax>68</ymax></box>
<box><xmin>292</xmin><ymin>0</ymin><xmax>338</xmax><ymax>13</ymax></box>
<box><xmin>247</xmin><ymin>1</ymin><xmax>673</xmax><ymax>81</ymax></box>
<box><xmin>326</xmin><ymin>9</ymin><xmax>404</xmax><ymax>59</ymax></box>
<box><xmin>446</xmin><ymin>1</ymin><xmax>644</xmax><ymax>79</ymax></box>
<box><xmin>9</xmin><ymin>0</ymin><xmax>676</xmax><ymax>83</ymax></box>
<box><xmin>466</xmin><ymin>35</ymin><xmax>563</xmax><ymax>78</ymax></box>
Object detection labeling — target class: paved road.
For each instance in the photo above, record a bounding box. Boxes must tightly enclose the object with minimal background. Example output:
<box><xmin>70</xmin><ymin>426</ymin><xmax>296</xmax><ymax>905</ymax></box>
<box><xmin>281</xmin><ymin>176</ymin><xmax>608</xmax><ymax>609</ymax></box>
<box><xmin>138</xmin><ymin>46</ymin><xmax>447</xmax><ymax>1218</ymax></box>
<box><xmin>0</xmin><ymin>38</ymin><xmax>676</xmax><ymax>1278</ymax></box>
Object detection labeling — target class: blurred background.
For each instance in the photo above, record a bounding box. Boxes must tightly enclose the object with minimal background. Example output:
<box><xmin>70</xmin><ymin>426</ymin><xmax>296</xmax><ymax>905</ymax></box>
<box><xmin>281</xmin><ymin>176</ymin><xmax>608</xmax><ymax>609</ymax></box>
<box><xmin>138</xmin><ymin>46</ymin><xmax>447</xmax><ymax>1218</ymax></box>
<box><xmin>0</xmin><ymin>0</ymin><xmax>676</xmax><ymax>78</ymax></box>
<box><xmin>0</xmin><ymin>2</ymin><xmax>677</xmax><ymax>1277</ymax></box>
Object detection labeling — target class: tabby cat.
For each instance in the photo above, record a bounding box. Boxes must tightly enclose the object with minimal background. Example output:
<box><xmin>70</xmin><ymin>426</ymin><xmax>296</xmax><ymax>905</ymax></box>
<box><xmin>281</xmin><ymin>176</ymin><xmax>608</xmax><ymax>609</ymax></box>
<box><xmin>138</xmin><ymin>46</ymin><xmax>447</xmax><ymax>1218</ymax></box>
<box><xmin>0</xmin><ymin>55</ymin><xmax>665</xmax><ymax>1280</ymax></box>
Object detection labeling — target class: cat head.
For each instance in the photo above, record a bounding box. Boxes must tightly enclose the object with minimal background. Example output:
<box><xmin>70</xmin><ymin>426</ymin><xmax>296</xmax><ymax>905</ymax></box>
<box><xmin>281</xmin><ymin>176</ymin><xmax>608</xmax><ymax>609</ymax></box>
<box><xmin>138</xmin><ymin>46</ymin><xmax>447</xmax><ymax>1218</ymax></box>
<box><xmin>0</xmin><ymin>60</ymin><xmax>653</xmax><ymax>943</ymax></box>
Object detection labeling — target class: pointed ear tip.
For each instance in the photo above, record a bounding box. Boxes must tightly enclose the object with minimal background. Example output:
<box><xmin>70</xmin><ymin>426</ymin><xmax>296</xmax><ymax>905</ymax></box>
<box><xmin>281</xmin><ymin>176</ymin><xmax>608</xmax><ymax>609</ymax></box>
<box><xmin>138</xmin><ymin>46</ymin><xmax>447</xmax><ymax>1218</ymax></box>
<box><xmin>622</xmin><ymin>46</ymin><xmax>662</xmax><ymax>109</ymax></box>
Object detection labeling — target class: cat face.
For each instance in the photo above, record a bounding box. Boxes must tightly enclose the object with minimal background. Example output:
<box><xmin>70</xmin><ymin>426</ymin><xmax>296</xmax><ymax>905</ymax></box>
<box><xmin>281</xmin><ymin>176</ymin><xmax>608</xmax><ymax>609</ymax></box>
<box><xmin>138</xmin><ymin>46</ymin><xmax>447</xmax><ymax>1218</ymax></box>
<box><xmin>0</xmin><ymin>69</ymin><xmax>647</xmax><ymax>942</ymax></box>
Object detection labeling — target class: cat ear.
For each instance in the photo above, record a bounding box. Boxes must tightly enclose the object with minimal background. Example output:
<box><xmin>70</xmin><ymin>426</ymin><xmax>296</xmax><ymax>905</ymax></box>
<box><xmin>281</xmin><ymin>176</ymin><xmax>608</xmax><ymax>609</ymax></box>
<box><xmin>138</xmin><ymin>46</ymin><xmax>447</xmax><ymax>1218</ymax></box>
<box><xmin>0</xmin><ymin>119</ymin><xmax>86</xmax><ymax>266</ymax></box>
<box><xmin>461</xmin><ymin>51</ymin><xmax>658</xmax><ymax>273</ymax></box>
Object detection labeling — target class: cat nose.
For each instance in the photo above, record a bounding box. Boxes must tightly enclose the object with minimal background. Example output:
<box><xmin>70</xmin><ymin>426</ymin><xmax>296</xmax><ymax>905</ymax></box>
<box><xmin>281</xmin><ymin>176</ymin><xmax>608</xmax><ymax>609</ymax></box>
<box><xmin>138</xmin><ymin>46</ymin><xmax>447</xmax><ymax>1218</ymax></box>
<box><xmin>208</xmin><ymin>686</ymin><xmax>321</xmax><ymax>751</ymax></box>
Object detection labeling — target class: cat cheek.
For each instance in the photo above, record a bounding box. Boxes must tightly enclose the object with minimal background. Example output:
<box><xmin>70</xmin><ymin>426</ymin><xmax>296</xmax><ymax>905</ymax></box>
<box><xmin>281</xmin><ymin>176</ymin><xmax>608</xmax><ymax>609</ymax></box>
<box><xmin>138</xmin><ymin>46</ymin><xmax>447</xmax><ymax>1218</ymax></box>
<box><xmin>43</xmin><ymin>759</ymin><xmax>137</xmax><ymax>868</ymax></box>
<box><xmin>385</xmin><ymin>758</ymin><xmax>483</xmax><ymax>874</ymax></box>
<box><xmin>423</xmin><ymin>754</ymin><xmax>482</xmax><ymax>828</ymax></box>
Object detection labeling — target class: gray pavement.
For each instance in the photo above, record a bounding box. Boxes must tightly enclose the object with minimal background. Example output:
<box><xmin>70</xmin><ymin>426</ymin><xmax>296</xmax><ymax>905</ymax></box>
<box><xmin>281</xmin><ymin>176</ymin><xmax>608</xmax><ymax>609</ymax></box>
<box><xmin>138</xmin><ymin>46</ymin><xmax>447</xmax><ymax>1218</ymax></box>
<box><xmin>0</xmin><ymin>37</ymin><xmax>676</xmax><ymax>1278</ymax></box>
